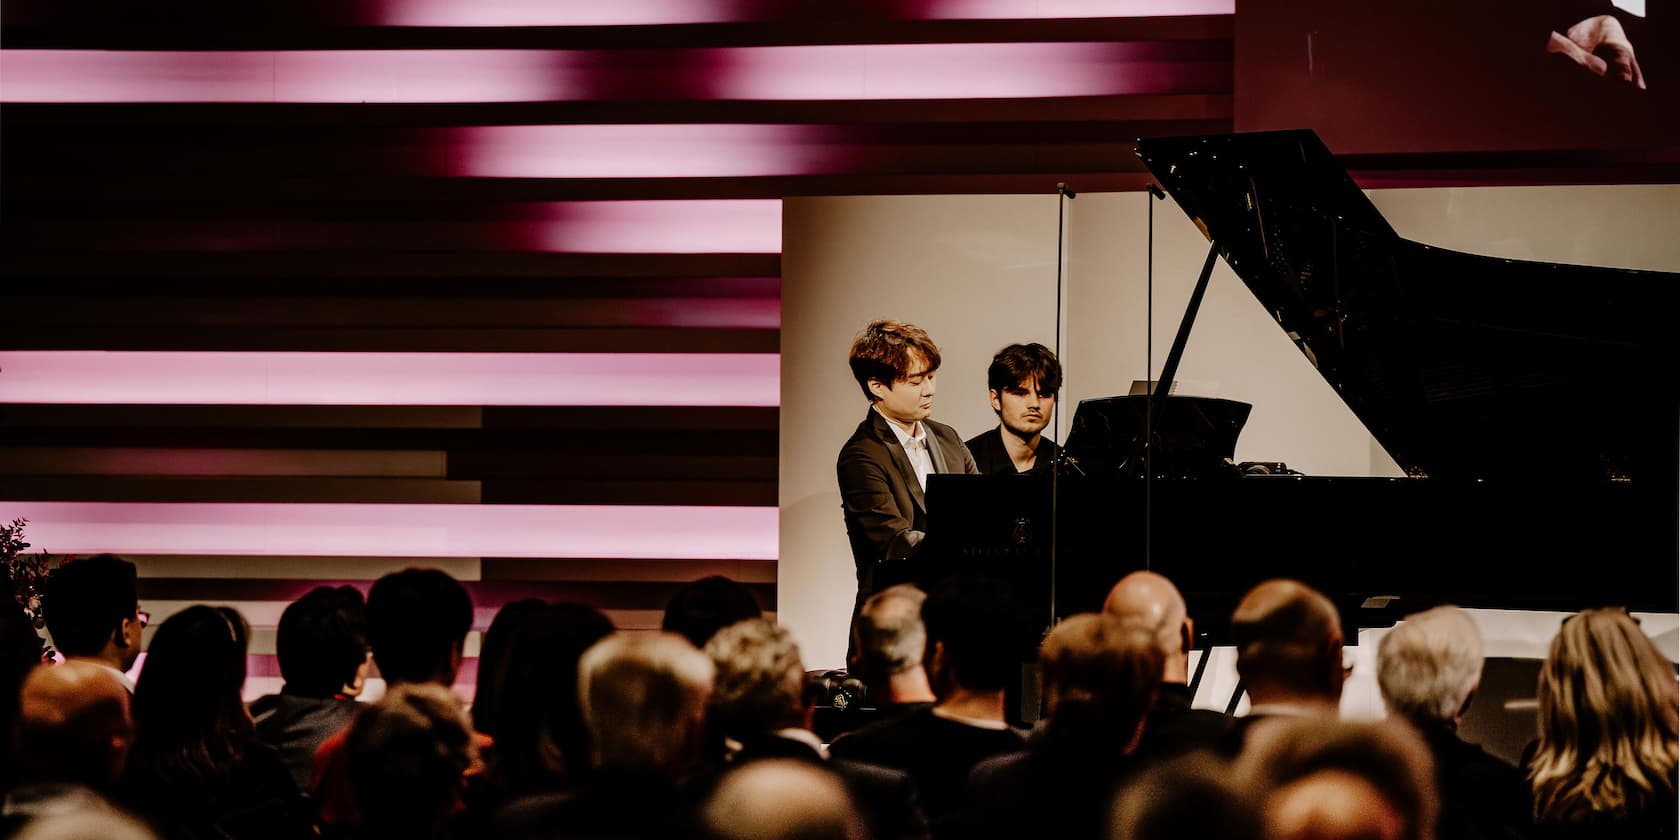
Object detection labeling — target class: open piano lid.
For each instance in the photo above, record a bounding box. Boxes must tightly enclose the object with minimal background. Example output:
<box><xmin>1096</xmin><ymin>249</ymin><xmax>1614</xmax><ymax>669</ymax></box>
<box><xmin>1136</xmin><ymin>130</ymin><xmax>1678</xmax><ymax>483</ymax></box>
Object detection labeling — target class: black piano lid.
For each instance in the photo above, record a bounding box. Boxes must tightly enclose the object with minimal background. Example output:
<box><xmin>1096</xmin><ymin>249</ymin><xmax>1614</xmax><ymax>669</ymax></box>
<box><xmin>1136</xmin><ymin>130</ymin><xmax>1678</xmax><ymax>483</ymax></box>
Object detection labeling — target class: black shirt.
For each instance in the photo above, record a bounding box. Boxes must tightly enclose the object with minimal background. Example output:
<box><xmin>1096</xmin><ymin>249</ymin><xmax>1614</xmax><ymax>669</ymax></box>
<box><xmin>964</xmin><ymin>427</ymin><xmax>1058</xmax><ymax>476</ymax></box>
<box><xmin>829</xmin><ymin>706</ymin><xmax>1027</xmax><ymax>836</ymax></box>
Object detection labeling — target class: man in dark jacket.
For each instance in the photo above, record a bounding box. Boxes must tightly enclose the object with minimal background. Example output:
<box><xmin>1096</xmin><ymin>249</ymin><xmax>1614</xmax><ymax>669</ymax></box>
<box><xmin>250</xmin><ymin>585</ymin><xmax>369</xmax><ymax>790</ymax></box>
<box><xmin>1103</xmin><ymin>571</ymin><xmax>1233</xmax><ymax>764</ymax></box>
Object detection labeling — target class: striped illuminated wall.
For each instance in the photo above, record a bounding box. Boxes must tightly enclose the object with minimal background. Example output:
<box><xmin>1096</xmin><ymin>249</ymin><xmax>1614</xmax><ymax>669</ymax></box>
<box><xmin>0</xmin><ymin>2</ymin><xmax>1235</xmax><ymax>697</ymax></box>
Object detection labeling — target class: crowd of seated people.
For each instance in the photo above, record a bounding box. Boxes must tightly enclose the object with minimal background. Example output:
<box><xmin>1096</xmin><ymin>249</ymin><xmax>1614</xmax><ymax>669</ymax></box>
<box><xmin>2</xmin><ymin>553</ymin><xmax>1676</xmax><ymax>840</ymax></box>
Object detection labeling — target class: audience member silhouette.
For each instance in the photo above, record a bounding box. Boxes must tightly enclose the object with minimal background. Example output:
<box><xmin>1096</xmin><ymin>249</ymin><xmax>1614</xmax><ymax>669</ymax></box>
<box><xmin>345</xmin><ymin>684</ymin><xmax>476</xmax><ymax>840</ymax></box>
<box><xmin>1237</xmin><ymin>718</ymin><xmax>1437</xmax><ymax>840</ymax></box>
<box><xmin>662</xmin><ymin>575</ymin><xmax>763</xmax><ymax>650</ymax></box>
<box><xmin>1526</xmin><ymin>608</ymin><xmax>1678</xmax><ymax>839</ymax></box>
<box><xmin>312</xmin><ymin>568</ymin><xmax>478</xmax><ymax>830</ymax></box>
<box><xmin>705</xmin><ymin>618</ymin><xmax>929</xmax><ymax>840</ymax></box>
<box><xmin>1225</xmin><ymin>579</ymin><xmax>1347</xmax><ymax>753</ymax></box>
<box><xmin>251</xmin><ymin>585</ymin><xmax>369</xmax><ymax>791</ymax></box>
<box><xmin>846</xmin><ymin>584</ymin><xmax>936</xmax><ymax>716</ymax></box>
<box><xmin>965</xmin><ymin>614</ymin><xmax>1163</xmax><ymax>840</ymax></box>
<box><xmin>1377</xmin><ymin>606</ymin><xmax>1529</xmax><ymax>840</ymax></box>
<box><xmin>831</xmin><ymin>577</ymin><xmax>1028</xmax><ymax>837</ymax></box>
<box><xmin>474</xmin><ymin>601</ymin><xmax>614</xmax><ymax>801</ymax></box>
<box><xmin>1111</xmin><ymin>752</ymin><xmax>1265</xmax><ymax>840</ymax></box>
<box><xmin>1103</xmin><ymin>571</ymin><xmax>1232</xmax><ymax>764</ymax></box>
<box><xmin>42</xmin><ymin>554</ymin><xmax>143</xmax><ymax>692</ymax></box>
<box><xmin>701</xmin><ymin>759</ymin><xmax>869</xmax><ymax>840</ymax></box>
<box><xmin>121</xmin><ymin>606</ymin><xmax>311</xmax><ymax>840</ymax></box>
<box><xmin>3</xmin><ymin>661</ymin><xmax>134</xmax><ymax>834</ymax></box>
<box><xmin>495</xmin><ymin>632</ymin><xmax>714</xmax><ymax>840</ymax></box>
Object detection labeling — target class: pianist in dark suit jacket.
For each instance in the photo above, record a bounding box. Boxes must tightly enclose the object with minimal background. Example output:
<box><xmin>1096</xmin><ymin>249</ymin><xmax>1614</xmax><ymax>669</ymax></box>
<box><xmin>837</xmin><ymin>320</ymin><xmax>977</xmax><ymax>615</ymax></box>
<box><xmin>964</xmin><ymin>342</ymin><xmax>1062</xmax><ymax>475</ymax></box>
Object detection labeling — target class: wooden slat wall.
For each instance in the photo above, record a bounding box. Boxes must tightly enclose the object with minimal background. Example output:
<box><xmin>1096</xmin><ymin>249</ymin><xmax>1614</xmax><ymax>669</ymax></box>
<box><xmin>0</xmin><ymin>5</ymin><xmax>1234</xmax><ymax>697</ymax></box>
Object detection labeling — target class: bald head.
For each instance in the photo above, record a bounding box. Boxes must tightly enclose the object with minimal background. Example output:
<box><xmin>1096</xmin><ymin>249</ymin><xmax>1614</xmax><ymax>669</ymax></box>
<box><xmin>1230</xmin><ymin>579</ymin><xmax>1344</xmax><ymax>707</ymax></box>
<box><xmin>14</xmin><ymin>661</ymin><xmax>132</xmax><ymax>791</ymax></box>
<box><xmin>1103</xmin><ymin>571</ymin><xmax>1191</xmax><ymax>683</ymax></box>
<box><xmin>1266</xmin><ymin>770</ymin><xmax>1406</xmax><ymax>840</ymax></box>
<box><xmin>702</xmin><ymin>760</ymin><xmax>865</xmax><ymax>840</ymax></box>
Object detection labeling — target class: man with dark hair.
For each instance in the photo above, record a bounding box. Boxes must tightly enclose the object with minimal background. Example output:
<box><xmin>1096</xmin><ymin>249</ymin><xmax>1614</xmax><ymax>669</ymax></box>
<box><xmin>312</xmin><ymin>568</ymin><xmax>479</xmax><ymax>829</ymax></box>
<box><xmin>661</xmin><ymin>575</ymin><xmax>763</xmax><ymax>649</ymax></box>
<box><xmin>41</xmin><ymin>555</ymin><xmax>143</xmax><ymax>692</ymax></box>
<box><xmin>837</xmin><ymin>320</ymin><xmax>977</xmax><ymax>639</ymax></box>
<box><xmin>829</xmin><ymin>577</ymin><xmax>1029</xmax><ymax>836</ymax></box>
<box><xmin>251</xmin><ymin>585</ymin><xmax>369</xmax><ymax>790</ymax></box>
<box><xmin>965</xmin><ymin>343</ymin><xmax>1062</xmax><ymax>475</ymax></box>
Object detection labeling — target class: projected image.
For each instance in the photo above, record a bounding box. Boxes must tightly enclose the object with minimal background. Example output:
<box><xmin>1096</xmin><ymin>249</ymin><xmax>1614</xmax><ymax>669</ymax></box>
<box><xmin>1237</xmin><ymin>0</ymin><xmax>1676</xmax><ymax>155</ymax></box>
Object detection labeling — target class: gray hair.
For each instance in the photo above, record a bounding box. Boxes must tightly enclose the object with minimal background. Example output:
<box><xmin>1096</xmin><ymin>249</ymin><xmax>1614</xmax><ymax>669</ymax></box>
<box><xmin>1377</xmin><ymin>606</ymin><xmax>1484</xmax><ymax>727</ymax></box>
<box><xmin>704</xmin><ymin>617</ymin><xmax>805</xmax><ymax>735</ymax></box>
<box><xmin>856</xmin><ymin>584</ymin><xmax>928</xmax><ymax>675</ymax></box>
<box><xmin>579</xmin><ymin>632</ymin><xmax>714</xmax><ymax>770</ymax></box>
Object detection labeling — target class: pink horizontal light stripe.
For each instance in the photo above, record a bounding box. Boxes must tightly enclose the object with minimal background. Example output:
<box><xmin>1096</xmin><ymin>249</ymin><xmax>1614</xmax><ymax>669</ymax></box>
<box><xmin>713</xmin><ymin>42</ymin><xmax>1229</xmax><ymax>100</ymax></box>
<box><xmin>0</xmin><ymin>50</ymin><xmax>575</xmax><ymax>103</ymax></box>
<box><xmin>370</xmin><ymin>0</ymin><xmax>1231</xmax><ymax>26</ymax></box>
<box><xmin>1</xmin><ymin>43</ymin><xmax>1223</xmax><ymax>103</ymax></box>
<box><xmin>532</xmin><ymin>200</ymin><xmax>782</xmax><ymax>253</ymax></box>
<box><xmin>925</xmin><ymin>0</ymin><xmax>1233</xmax><ymax>19</ymax></box>
<box><xmin>0</xmin><ymin>351</ymin><xmax>779</xmax><ymax>406</ymax></box>
<box><xmin>449</xmin><ymin>124</ymin><xmax>835</xmax><ymax>179</ymax></box>
<box><xmin>5</xmin><ymin>502</ymin><xmax>779</xmax><ymax>560</ymax></box>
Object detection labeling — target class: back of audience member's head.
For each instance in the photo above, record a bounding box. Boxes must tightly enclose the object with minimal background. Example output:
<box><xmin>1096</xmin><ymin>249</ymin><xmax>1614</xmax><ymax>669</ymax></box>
<box><xmin>1103</xmin><ymin>571</ymin><xmax>1193</xmax><ymax>682</ymax></box>
<box><xmin>662</xmin><ymin>576</ymin><xmax>764</xmax><ymax>650</ymax></box>
<box><xmin>1237</xmin><ymin>718</ymin><xmax>1437</xmax><ymax>840</ymax></box>
<box><xmin>128</xmin><ymin>606</ymin><xmax>253</xmax><ymax>793</ymax></box>
<box><xmin>849</xmin><ymin>584</ymin><xmax>926</xmax><ymax>686</ymax></box>
<box><xmin>579</xmin><ymin>632</ymin><xmax>714</xmax><ymax>775</ymax></box>
<box><xmin>470</xmin><ymin>598</ymin><xmax>546</xmax><ymax>736</ymax></box>
<box><xmin>42</xmin><ymin>554</ymin><xmax>140</xmax><ymax>665</ymax></box>
<box><xmin>346</xmin><ymin>683</ymin><xmax>475</xmax><ymax>839</ymax></box>
<box><xmin>922</xmin><ymin>576</ymin><xmax>1030</xmax><ymax>696</ymax></box>
<box><xmin>365</xmin><ymin>568</ymin><xmax>473</xmax><ymax>688</ymax></box>
<box><xmin>481</xmin><ymin>601</ymin><xmax>614</xmax><ymax>791</ymax></box>
<box><xmin>1039</xmin><ymin>614</ymin><xmax>1163</xmax><ymax>749</ymax></box>
<box><xmin>1230</xmin><ymin>579</ymin><xmax>1345</xmax><ymax>706</ymax></box>
<box><xmin>14</xmin><ymin>808</ymin><xmax>157</xmax><ymax>840</ymax></box>
<box><xmin>705</xmin><ymin>618</ymin><xmax>805</xmax><ymax>737</ymax></box>
<box><xmin>1530</xmin><ymin>607</ymin><xmax>1679</xmax><ymax>825</ymax></box>
<box><xmin>12</xmin><ymin>660</ymin><xmax>133</xmax><ymax>793</ymax></box>
<box><xmin>1111</xmin><ymin>752</ymin><xmax>1264</xmax><ymax>840</ymax></box>
<box><xmin>276</xmin><ymin>585</ymin><xmax>368</xmax><ymax>699</ymax></box>
<box><xmin>702</xmin><ymin>759</ymin><xmax>867</xmax><ymax>840</ymax></box>
<box><xmin>1376</xmin><ymin>606</ymin><xmax>1483</xmax><ymax>731</ymax></box>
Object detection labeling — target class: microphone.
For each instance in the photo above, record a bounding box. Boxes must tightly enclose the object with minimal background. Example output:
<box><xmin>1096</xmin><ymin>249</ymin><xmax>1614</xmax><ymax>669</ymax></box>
<box><xmin>1146</xmin><ymin>183</ymin><xmax>1166</xmax><ymax>200</ymax></box>
<box><xmin>1056</xmin><ymin>182</ymin><xmax>1077</xmax><ymax>199</ymax></box>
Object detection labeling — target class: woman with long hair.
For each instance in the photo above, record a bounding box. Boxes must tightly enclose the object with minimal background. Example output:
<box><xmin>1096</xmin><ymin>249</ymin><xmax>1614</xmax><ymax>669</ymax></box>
<box><xmin>121</xmin><ymin>605</ymin><xmax>311</xmax><ymax>840</ymax></box>
<box><xmin>1528</xmin><ymin>608</ymin><xmax>1679</xmax><ymax>838</ymax></box>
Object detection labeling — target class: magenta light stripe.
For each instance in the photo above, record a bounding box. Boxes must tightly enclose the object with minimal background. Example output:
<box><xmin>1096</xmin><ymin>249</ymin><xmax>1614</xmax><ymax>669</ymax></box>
<box><xmin>925</xmin><ymin>0</ymin><xmax>1233</xmax><ymax>19</ymax></box>
<box><xmin>0</xmin><ymin>50</ymin><xmax>576</xmax><ymax>103</ymax></box>
<box><xmin>4</xmin><ymin>502</ymin><xmax>779</xmax><ymax>560</ymax></box>
<box><xmin>448</xmin><ymin>124</ymin><xmax>835</xmax><ymax>179</ymax></box>
<box><xmin>0</xmin><ymin>351</ymin><xmax>779</xmax><ymax>406</ymax></box>
<box><xmin>369</xmin><ymin>0</ymin><xmax>1231</xmax><ymax>26</ymax></box>
<box><xmin>713</xmin><ymin>42</ymin><xmax>1229</xmax><ymax>100</ymax></box>
<box><xmin>530</xmin><ymin>200</ymin><xmax>782</xmax><ymax>253</ymax></box>
<box><xmin>1</xmin><ymin>43</ymin><xmax>1223</xmax><ymax>103</ymax></box>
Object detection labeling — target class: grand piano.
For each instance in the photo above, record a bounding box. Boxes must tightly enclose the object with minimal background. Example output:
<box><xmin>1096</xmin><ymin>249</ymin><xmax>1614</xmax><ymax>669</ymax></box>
<box><xmin>921</xmin><ymin>130</ymin><xmax>1679</xmax><ymax>640</ymax></box>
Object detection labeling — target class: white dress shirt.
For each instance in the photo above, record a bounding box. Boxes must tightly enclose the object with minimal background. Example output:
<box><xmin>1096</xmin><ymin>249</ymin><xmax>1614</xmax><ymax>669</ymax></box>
<box><xmin>877</xmin><ymin>407</ymin><xmax>933</xmax><ymax>491</ymax></box>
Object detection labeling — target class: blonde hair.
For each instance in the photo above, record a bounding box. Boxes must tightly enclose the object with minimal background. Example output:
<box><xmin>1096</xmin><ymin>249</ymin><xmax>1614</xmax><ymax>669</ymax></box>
<box><xmin>578</xmin><ymin>632</ymin><xmax>714</xmax><ymax>771</ymax></box>
<box><xmin>1530</xmin><ymin>608</ymin><xmax>1679</xmax><ymax>824</ymax></box>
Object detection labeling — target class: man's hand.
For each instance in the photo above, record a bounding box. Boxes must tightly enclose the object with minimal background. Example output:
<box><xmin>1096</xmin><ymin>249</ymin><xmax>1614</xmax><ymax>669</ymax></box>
<box><xmin>1547</xmin><ymin>15</ymin><xmax>1646</xmax><ymax>89</ymax></box>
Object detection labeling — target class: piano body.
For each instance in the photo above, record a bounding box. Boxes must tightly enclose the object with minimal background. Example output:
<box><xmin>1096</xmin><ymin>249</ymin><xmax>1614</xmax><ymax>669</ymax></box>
<box><xmin>921</xmin><ymin>130</ymin><xmax>1678</xmax><ymax>640</ymax></box>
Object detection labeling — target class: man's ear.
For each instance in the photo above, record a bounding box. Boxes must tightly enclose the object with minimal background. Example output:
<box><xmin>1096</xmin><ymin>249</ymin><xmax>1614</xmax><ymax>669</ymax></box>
<box><xmin>1180</xmin><ymin>618</ymin><xmax>1195</xmax><ymax>654</ymax></box>
<box><xmin>988</xmin><ymin>390</ymin><xmax>1003</xmax><ymax>413</ymax></box>
<box><xmin>114</xmin><ymin>617</ymin><xmax>136</xmax><ymax>650</ymax></box>
<box><xmin>1456</xmin><ymin>682</ymin><xmax>1480</xmax><ymax>723</ymax></box>
<box><xmin>867</xmin><ymin>379</ymin><xmax>888</xmax><ymax>401</ymax></box>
